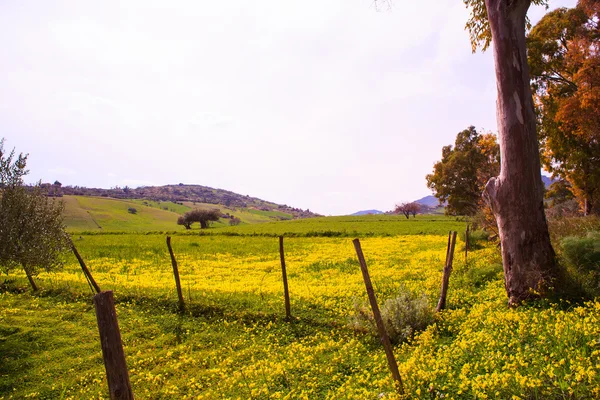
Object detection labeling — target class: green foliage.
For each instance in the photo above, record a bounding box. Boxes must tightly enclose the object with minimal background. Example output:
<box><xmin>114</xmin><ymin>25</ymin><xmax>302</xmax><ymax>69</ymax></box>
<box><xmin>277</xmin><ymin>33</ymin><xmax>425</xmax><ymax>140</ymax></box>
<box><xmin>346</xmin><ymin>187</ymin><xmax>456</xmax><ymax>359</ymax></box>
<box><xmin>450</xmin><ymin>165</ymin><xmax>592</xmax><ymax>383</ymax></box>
<box><xmin>463</xmin><ymin>0</ymin><xmax>549</xmax><ymax>52</ymax></box>
<box><xmin>426</xmin><ymin>126</ymin><xmax>499</xmax><ymax>216</ymax></box>
<box><xmin>464</xmin><ymin>262</ymin><xmax>503</xmax><ymax>288</ymax></box>
<box><xmin>0</xmin><ymin>139</ymin><xmax>70</xmax><ymax>282</ymax></box>
<box><xmin>561</xmin><ymin>232</ymin><xmax>600</xmax><ymax>274</ymax></box>
<box><xmin>350</xmin><ymin>285</ymin><xmax>434</xmax><ymax>345</ymax></box>
<box><xmin>463</xmin><ymin>229</ymin><xmax>489</xmax><ymax>250</ymax></box>
<box><xmin>178</xmin><ymin>208</ymin><xmax>221</xmax><ymax>229</ymax></box>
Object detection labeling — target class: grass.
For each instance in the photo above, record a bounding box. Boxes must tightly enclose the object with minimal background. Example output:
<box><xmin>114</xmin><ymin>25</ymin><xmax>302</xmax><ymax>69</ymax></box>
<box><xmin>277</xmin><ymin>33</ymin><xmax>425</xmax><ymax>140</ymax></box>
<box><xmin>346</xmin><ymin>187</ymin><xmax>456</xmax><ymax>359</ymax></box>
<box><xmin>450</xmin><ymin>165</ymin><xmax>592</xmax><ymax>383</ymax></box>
<box><xmin>205</xmin><ymin>214</ymin><xmax>467</xmax><ymax>237</ymax></box>
<box><xmin>62</xmin><ymin>196</ymin><xmax>296</xmax><ymax>232</ymax></box>
<box><xmin>2</xmin><ymin>220</ymin><xmax>600</xmax><ymax>399</ymax></box>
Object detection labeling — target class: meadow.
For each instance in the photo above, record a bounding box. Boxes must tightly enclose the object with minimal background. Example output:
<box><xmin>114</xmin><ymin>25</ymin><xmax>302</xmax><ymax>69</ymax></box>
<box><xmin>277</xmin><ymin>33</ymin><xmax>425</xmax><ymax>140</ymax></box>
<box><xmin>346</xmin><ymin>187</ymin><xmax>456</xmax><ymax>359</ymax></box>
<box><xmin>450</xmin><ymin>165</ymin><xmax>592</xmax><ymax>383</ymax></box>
<box><xmin>1</xmin><ymin>217</ymin><xmax>600</xmax><ymax>399</ymax></box>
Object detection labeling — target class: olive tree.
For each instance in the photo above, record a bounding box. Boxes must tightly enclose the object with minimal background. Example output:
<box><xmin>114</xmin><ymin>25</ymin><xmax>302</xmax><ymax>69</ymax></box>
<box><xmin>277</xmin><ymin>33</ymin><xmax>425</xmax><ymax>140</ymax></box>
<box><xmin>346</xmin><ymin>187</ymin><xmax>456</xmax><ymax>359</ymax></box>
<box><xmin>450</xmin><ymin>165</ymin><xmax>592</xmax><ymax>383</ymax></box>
<box><xmin>177</xmin><ymin>208</ymin><xmax>221</xmax><ymax>229</ymax></box>
<box><xmin>0</xmin><ymin>139</ymin><xmax>70</xmax><ymax>290</ymax></box>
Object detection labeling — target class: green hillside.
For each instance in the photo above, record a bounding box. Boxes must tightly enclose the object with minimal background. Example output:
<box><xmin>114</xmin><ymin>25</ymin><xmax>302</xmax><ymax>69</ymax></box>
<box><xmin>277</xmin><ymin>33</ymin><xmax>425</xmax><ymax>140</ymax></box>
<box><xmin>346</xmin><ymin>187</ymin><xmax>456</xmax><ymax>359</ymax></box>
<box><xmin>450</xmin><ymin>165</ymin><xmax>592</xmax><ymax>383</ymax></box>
<box><xmin>62</xmin><ymin>196</ymin><xmax>295</xmax><ymax>232</ymax></box>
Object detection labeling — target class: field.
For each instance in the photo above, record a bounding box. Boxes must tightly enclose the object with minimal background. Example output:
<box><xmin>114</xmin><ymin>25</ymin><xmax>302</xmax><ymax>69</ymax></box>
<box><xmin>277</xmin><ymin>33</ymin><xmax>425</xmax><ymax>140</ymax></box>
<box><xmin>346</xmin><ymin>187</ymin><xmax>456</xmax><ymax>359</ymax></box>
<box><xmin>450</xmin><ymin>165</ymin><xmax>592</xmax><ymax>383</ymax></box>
<box><xmin>2</xmin><ymin>218</ymin><xmax>600</xmax><ymax>399</ymax></box>
<box><xmin>61</xmin><ymin>196</ymin><xmax>295</xmax><ymax>233</ymax></box>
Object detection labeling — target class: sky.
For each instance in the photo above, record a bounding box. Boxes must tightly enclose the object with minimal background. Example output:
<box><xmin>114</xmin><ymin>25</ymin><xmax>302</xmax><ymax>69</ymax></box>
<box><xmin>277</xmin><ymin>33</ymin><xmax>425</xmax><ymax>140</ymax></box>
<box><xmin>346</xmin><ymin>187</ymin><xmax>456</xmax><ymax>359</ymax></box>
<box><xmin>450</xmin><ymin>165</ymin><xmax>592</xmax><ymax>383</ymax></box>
<box><xmin>0</xmin><ymin>0</ymin><xmax>577</xmax><ymax>216</ymax></box>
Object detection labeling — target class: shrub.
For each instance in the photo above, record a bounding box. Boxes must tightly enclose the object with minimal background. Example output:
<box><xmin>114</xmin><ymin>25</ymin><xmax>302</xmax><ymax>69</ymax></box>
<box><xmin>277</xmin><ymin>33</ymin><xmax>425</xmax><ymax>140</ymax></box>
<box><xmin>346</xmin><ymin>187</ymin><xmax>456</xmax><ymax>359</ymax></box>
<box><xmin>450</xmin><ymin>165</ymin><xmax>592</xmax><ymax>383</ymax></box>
<box><xmin>462</xmin><ymin>229</ymin><xmax>489</xmax><ymax>250</ymax></box>
<box><xmin>127</xmin><ymin>207</ymin><xmax>137</xmax><ymax>214</ymax></box>
<box><xmin>562</xmin><ymin>232</ymin><xmax>600</xmax><ymax>272</ymax></box>
<box><xmin>558</xmin><ymin>232</ymin><xmax>600</xmax><ymax>298</ymax></box>
<box><xmin>229</xmin><ymin>217</ymin><xmax>241</xmax><ymax>226</ymax></box>
<box><xmin>350</xmin><ymin>284</ymin><xmax>434</xmax><ymax>344</ymax></box>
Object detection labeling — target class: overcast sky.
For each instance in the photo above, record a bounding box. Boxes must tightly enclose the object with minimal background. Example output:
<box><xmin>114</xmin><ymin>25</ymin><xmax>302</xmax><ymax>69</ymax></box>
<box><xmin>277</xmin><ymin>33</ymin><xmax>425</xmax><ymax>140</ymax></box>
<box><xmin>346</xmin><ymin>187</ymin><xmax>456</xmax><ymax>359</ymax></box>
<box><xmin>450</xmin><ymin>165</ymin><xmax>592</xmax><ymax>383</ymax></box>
<box><xmin>0</xmin><ymin>0</ymin><xmax>576</xmax><ymax>215</ymax></box>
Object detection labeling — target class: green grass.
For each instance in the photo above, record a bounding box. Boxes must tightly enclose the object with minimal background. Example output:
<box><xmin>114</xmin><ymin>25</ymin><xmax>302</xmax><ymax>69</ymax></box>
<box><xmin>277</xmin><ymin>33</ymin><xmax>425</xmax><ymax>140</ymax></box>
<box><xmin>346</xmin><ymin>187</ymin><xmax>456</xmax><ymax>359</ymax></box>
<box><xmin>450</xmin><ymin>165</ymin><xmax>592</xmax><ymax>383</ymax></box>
<box><xmin>206</xmin><ymin>214</ymin><xmax>467</xmax><ymax>237</ymax></box>
<box><xmin>64</xmin><ymin>196</ymin><xmax>187</xmax><ymax>232</ymax></box>
<box><xmin>62</xmin><ymin>196</ymin><xmax>296</xmax><ymax>232</ymax></box>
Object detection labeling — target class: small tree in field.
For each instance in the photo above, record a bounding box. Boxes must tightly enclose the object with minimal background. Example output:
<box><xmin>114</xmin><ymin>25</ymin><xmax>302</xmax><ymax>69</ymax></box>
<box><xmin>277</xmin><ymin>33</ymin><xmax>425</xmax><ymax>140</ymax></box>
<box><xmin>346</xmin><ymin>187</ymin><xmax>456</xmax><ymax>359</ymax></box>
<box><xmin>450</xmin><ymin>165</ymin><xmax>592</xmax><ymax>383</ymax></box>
<box><xmin>407</xmin><ymin>202</ymin><xmax>421</xmax><ymax>217</ymax></box>
<box><xmin>0</xmin><ymin>139</ymin><xmax>70</xmax><ymax>290</ymax></box>
<box><xmin>177</xmin><ymin>208</ymin><xmax>221</xmax><ymax>229</ymax></box>
<box><xmin>394</xmin><ymin>202</ymin><xmax>417</xmax><ymax>219</ymax></box>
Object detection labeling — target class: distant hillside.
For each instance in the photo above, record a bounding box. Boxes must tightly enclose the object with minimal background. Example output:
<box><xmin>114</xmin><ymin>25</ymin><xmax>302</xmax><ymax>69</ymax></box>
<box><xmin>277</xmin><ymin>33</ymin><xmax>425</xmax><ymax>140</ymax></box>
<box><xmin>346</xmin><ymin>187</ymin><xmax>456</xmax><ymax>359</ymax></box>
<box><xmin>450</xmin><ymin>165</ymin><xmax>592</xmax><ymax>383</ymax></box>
<box><xmin>46</xmin><ymin>183</ymin><xmax>320</xmax><ymax>219</ymax></box>
<box><xmin>351</xmin><ymin>210</ymin><xmax>384</xmax><ymax>216</ymax></box>
<box><xmin>542</xmin><ymin>174</ymin><xmax>556</xmax><ymax>188</ymax></box>
<box><xmin>61</xmin><ymin>195</ymin><xmax>302</xmax><ymax>232</ymax></box>
<box><xmin>414</xmin><ymin>195</ymin><xmax>442</xmax><ymax>208</ymax></box>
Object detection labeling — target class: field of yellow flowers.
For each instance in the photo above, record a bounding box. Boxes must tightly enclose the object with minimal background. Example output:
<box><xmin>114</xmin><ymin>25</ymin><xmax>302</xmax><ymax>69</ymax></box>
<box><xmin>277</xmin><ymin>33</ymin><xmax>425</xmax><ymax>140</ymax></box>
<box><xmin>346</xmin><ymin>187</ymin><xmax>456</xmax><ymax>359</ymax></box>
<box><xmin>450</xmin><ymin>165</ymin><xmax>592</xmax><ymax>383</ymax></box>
<box><xmin>1</xmin><ymin>231</ymin><xmax>600</xmax><ymax>399</ymax></box>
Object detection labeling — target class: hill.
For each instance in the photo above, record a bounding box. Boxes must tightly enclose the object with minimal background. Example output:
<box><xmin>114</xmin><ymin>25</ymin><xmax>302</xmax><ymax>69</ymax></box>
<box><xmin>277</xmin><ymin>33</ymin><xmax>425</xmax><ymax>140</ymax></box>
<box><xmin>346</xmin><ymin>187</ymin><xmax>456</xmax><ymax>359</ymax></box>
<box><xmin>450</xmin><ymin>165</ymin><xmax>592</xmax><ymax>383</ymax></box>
<box><xmin>51</xmin><ymin>183</ymin><xmax>319</xmax><ymax>219</ymax></box>
<box><xmin>61</xmin><ymin>195</ymin><xmax>317</xmax><ymax>232</ymax></box>
<box><xmin>414</xmin><ymin>195</ymin><xmax>440</xmax><ymax>208</ymax></box>
<box><xmin>350</xmin><ymin>209</ymin><xmax>384</xmax><ymax>216</ymax></box>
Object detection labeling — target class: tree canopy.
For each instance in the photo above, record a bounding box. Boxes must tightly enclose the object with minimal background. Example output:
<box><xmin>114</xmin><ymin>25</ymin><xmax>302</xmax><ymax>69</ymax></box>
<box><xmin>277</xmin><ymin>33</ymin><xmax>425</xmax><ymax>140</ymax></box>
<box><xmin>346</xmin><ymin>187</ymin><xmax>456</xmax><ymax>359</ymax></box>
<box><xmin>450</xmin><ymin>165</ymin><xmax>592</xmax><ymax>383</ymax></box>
<box><xmin>426</xmin><ymin>126</ymin><xmax>500</xmax><ymax>216</ymax></box>
<box><xmin>528</xmin><ymin>0</ymin><xmax>600</xmax><ymax>214</ymax></box>
<box><xmin>0</xmin><ymin>139</ymin><xmax>70</xmax><ymax>290</ymax></box>
<box><xmin>177</xmin><ymin>208</ymin><xmax>221</xmax><ymax>229</ymax></box>
<box><xmin>463</xmin><ymin>0</ymin><xmax>549</xmax><ymax>52</ymax></box>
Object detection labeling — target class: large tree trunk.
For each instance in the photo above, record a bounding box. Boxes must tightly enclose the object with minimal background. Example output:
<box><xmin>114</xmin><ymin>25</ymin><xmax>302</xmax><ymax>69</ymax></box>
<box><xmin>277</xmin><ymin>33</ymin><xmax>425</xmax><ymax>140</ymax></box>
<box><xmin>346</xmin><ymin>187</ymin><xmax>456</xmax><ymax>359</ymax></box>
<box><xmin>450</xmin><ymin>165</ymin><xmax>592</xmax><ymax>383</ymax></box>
<box><xmin>483</xmin><ymin>0</ymin><xmax>557</xmax><ymax>306</ymax></box>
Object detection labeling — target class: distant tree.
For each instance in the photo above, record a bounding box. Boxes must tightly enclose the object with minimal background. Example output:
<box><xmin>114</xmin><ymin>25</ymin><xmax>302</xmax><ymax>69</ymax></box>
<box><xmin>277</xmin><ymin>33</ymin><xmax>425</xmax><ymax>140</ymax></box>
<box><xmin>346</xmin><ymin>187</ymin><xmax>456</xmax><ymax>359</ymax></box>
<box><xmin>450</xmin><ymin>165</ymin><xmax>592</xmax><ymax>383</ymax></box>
<box><xmin>394</xmin><ymin>202</ymin><xmax>421</xmax><ymax>219</ymax></box>
<box><xmin>528</xmin><ymin>0</ymin><xmax>600</xmax><ymax>215</ymax></box>
<box><xmin>546</xmin><ymin>179</ymin><xmax>575</xmax><ymax>205</ymax></box>
<box><xmin>177</xmin><ymin>208</ymin><xmax>221</xmax><ymax>229</ymax></box>
<box><xmin>53</xmin><ymin>180</ymin><xmax>62</xmax><ymax>187</ymax></box>
<box><xmin>0</xmin><ymin>139</ymin><xmax>70</xmax><ymax>291</ymax></box>
<box><xmin>407</xmin><ymin>202</ymin><xmax>421</xmax><ymax>218</ymax></box>
<box><xmin>229</xmin><ymin>217</ymin><xmax>241</xmax><ymax>226</ymax></box>
<box><xmin>127</xmin><ymin>207</ymin><xmax>137</xmax><ymax>214</ymax></box>
<box><xmin>177</xmin><ymin>215</ymin><xmax>191</xmax><ymax>229</ymax></box>
<box><xmin>394</xmin><ymin>203</ymin><xmax>410</xmax><ymax>219</ymax></box>
<box><xmin>426</xmin><ymin>126</ymin><xmax>500</xmax><ymax>216</ymax></box>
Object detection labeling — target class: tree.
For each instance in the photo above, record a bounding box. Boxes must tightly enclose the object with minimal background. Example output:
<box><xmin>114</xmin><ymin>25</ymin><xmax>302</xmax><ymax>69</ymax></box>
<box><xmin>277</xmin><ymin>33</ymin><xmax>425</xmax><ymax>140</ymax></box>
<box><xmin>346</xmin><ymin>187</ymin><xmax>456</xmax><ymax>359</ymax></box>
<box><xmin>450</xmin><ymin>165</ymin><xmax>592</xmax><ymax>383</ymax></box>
<box><xmin>426</xmin><ymin>127</ymin><xmax>500</xmax><ymax>216</ymax></box>
<box><xmin>463</xmin><ymin>0</ymin><xmax>558</xmax><ymax>305</ymax></box>
<box><xmin>177</xmin><ymin>208</ymin><xmax>221</xmax><ymax>229</ymax></box>
<box><xmin>408</xmin><ymin>202</ymin><xmax>421</xmax><ymax>217</ymax></box>
<box><xmin>394</xmin><ymin>202</ymin><xmax>412</xmax><ymax>219</ymax></box>
<box><xmin>394</xmin><ymin>202</ymin><xmax>421</xmax><ymax>219</ymax></box>
<box><xmin>528</xmin><ymin>1</ymin><xmax>600</xmax><ymax>215</ymax></box>
<box><xmin>0</xmin><ymin>139</ymin><xmax>70</xmax><ymax>290</ymax></box>
<box><xmin>177</xmin><ymin>215</ymin><xmax>192</xmax><ymax>229</ymax></box>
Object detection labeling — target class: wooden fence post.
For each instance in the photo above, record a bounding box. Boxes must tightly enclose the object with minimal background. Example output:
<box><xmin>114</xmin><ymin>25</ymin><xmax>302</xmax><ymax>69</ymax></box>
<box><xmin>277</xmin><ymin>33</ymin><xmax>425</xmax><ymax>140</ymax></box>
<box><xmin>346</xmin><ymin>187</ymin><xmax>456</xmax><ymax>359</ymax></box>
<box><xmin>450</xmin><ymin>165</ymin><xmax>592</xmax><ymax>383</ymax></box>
<box><xmin>71</xmin><ymin>242</ymin><xmax>101</xmax><ymax>294</ymax></box>
<box><xmin>436</xmin><ymin>231</ymin><xmax>457</xmax><ymax>312</ymax></box>
<box><xmin>279</xmin><ymin>236</ymin><xmax>292</xmax><ymax>320</ymax></box>
<box><xmin>94</xmin><ymin>291</ymin><xmax>134</xmax><ymax>400</ymax></box>
<box><xmin>166</xmin><ymin>236</ymin><xmax>185</xmax><ymax>312</ymax></box>
<box><xmin>465</xmin><ymin>224</ymin><xmax>470</xmax><ymax>264</ymax></box>
<box><xmin>352</xmin><ymin>238</ymin><xmax>404</xmax><ymax>394</ymax></box>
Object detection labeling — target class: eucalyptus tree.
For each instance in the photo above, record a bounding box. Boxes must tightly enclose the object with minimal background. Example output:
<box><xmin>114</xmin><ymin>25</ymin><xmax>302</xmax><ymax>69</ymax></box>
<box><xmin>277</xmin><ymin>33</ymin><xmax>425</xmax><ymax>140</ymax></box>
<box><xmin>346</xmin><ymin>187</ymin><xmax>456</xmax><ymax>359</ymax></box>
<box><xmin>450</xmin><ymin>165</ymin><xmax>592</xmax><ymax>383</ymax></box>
<box><xmin>462</xmin><ymin>0</ymin><xmax>557</xmax><ymax>305</ymax></box>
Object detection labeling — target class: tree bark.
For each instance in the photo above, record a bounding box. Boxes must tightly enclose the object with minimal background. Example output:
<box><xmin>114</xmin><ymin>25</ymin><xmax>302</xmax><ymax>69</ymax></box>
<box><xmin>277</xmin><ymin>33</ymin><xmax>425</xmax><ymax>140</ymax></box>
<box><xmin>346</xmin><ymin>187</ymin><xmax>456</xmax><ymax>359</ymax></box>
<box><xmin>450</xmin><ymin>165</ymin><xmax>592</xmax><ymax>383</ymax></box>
<box><xmin>24</xmin><ymin>265</ymin><xmax>38</xmax><ymax>291</ymax></box>
<box><xmin>483</xmin><ymin>0</ymin><xmax>557</xmax><ymax>305</ymax></box>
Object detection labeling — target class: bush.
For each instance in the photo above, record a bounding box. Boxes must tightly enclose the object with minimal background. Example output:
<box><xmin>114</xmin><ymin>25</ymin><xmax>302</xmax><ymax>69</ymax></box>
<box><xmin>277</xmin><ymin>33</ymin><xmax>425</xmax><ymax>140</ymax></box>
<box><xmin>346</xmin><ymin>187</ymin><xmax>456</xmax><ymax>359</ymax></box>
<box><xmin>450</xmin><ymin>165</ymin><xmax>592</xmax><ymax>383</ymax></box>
<box><xmin>462</xmin><ymin>229</ymin><xmax>489</xmax><ymax>250</ymax></box>
<box><xmin>350</xmin><ymin>284</ymin><xmax>434</xmax><ymax>344</ymax></box>
<box><xmin>229</xmin><ymin>217</ymin><xmax>241</xmax><ymax>226</ymax></box>
<box><xmin>558</xmin><ymin>232</ymin><xmax>600</xmax><ymax>298</ymax></box>
<box><xmin>561</xmin><ymin>232</ymin><xmax>600</xmax><ymax>273</ymax></box>
<box><xmin>128</xmin><ymin>207</ymin><xmax>137</xmax><ymax>214</ymax></box>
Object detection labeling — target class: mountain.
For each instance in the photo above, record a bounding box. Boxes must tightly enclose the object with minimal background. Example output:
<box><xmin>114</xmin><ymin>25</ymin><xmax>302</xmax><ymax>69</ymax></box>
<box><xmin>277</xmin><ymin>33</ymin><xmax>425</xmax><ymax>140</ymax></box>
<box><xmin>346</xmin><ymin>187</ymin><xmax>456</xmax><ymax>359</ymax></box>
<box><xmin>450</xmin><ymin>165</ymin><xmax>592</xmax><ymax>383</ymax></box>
<box><xmin>414</xmin><ymin>195</ymin><xmax>443</xmax><ymax>208</ymax></box>
<box><xmin>351</xmin><ymin>209</ymin><xmax>384</xmax><ymax>216</ymax></box>
<box><xmin>542</xmin><ymin>174</ymin><xmax>556</xmax><ymax>188</ymax></box>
